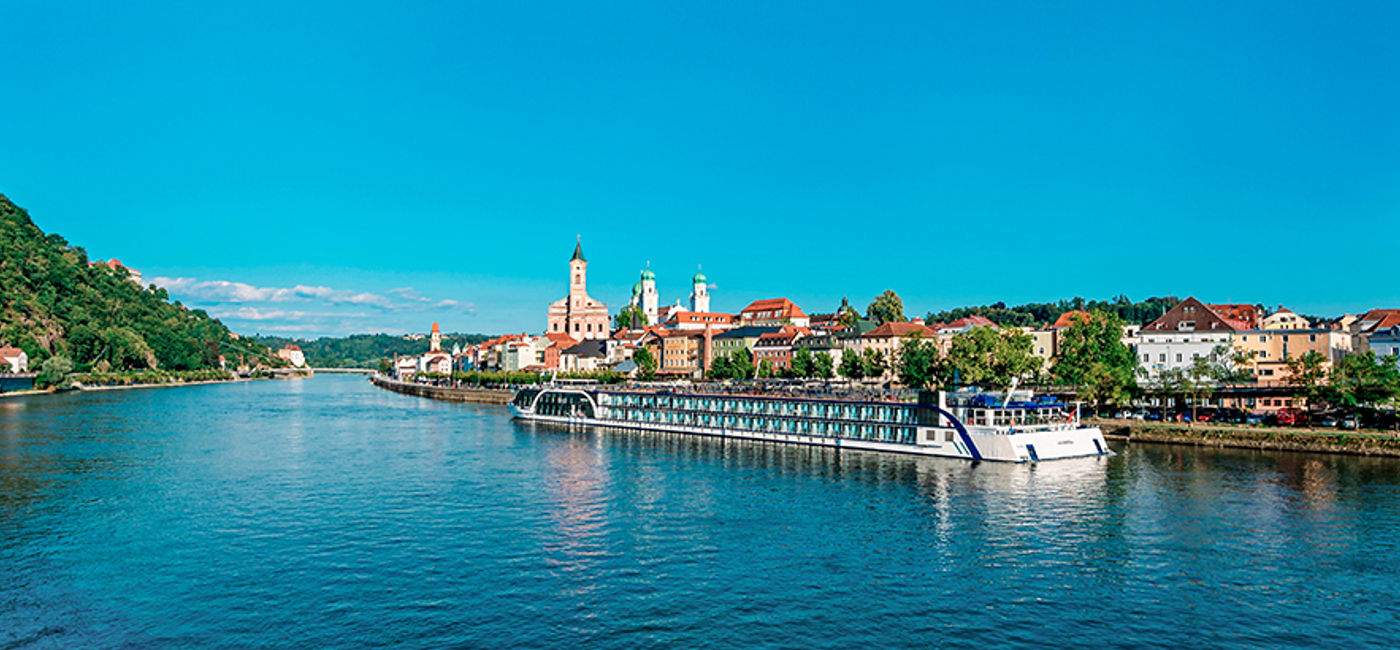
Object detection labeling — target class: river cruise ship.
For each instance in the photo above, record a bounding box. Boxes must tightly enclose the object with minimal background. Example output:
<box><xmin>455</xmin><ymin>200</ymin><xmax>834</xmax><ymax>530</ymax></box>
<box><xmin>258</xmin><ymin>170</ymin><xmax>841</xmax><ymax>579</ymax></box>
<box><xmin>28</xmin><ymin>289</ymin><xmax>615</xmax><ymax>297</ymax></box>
<box><xmin>510</xmin><ymin>384</ymin><xmax>1110</xmax><ymax>463</ymax></box>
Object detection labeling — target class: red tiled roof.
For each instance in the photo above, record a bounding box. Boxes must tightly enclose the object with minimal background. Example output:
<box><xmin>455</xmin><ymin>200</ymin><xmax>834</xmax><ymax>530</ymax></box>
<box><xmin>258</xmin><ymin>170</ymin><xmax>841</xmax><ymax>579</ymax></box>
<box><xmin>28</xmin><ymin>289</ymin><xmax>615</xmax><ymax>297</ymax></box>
<box><xmin>431</xmin><ymin>322</ymin><xmax>441</xmax><ymax>333</ymax></box>
<box><xmin>863</xmin><ymin>322</ymin><xmax>938</xmax><ymax>338</ymax></box>
<box><xmin>1052</xmin><ymin>311</ymin><xmax>1091</xmax><ymax>329</ymax></box>
<box><xmin>545</xmin><ymin>333</ymin><xmax>578</xmax><ymax>345</ymax></box>
<box><xmin>282</xmin><ymin>344</ymin><xmax>302</xmax><ymax>351</ymax></box>
<box><xmin>1144</xmin><ymin>297</ymin><xmax>1242</xmax><ymax>332</ymax></box>
<box><xmin>740</xmin><ymin>298</ymin><xmax>807</xmax><ymax>319</ymax></box>
<box><xmin>0</xmin><ymin>347</ymin><xmax>23</xmax><ymax>358</ymax></box>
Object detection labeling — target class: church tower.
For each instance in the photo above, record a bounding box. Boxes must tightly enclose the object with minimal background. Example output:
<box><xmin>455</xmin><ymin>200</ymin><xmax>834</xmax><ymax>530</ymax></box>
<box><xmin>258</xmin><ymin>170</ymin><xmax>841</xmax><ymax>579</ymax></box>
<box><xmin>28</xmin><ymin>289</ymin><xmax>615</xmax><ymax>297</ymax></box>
<box><xmin>640</xmin><ymin>263</ymin><xmax>659</xmax><ymax>325</ymax></box>
<box><xmin>690</xmin><ymin>267</ymin><xmax>709</xmax><ymax>313</ymax></box>
<box><xmin>430</xmin><ymin>321</ymin><xmax>442</xmax><ymax>352</ymax></box>
<box><xmin>569</xmin><ymin>238</ymin><xmax>587</xmax><ymax>301</ymax></box>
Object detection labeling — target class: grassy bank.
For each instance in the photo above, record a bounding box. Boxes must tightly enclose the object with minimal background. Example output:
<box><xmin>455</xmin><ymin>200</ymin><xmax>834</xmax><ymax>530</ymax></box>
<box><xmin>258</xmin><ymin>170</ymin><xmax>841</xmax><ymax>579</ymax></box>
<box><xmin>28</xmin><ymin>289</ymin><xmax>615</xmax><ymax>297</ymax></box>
<box><xmin>72</xmin><ymin>369</ymin><xmax>238</xmax><ymax>388</ymax></box>
<box><xmin>1092</xmin><ymin>419</ymin><xmax>1400</xmax><ymax>457</ymax></box>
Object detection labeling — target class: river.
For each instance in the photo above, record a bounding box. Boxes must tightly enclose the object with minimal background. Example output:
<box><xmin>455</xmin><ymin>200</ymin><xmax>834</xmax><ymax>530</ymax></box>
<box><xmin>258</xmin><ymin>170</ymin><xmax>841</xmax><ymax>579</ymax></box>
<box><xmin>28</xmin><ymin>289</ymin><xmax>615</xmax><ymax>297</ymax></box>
<box><xmin>3</xmin><ymin>374</ymin><xmax>1399</xmax><ymax>648</ymax></box>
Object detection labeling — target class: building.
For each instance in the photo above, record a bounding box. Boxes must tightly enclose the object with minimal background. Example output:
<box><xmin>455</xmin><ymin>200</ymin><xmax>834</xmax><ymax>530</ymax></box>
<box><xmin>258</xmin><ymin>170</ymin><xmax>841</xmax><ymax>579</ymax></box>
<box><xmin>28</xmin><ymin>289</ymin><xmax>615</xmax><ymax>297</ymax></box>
<box><xmin>560</xmin><ymin>339</ymin><xmax>608</xmax><ymax>373</ymax></box>
<box><xmin>1369</xmin><ymin>327</ymin><xmax>1400</xmax><ymax>370</ymax></box>
<box><xmin>689</xmin><ymin>269</ymin><xmax>710</xmax><ymax>313</ymax></box>
<box><xmin>1137</xmin><ymin>297</ymin><xmax>1243</xmax><ymax>379</ymax></box>
<box><xmin>1231</xmin><ymin>328</ymin><xmax>1352</xmax><ymax>384</ymax></box>
<box><xmin>855</xmin><ymin>321</ymin><xmax>939</xmax><ymax>378</ymax></box>
<box><xmin>663</xmin><ymin>311</ymin><xmax>736</xmax><ymax>331</ymax></box>
<box><xmin>276</xmin><ymin>344</ymin><xmax>306</xmax><ymax>368</ymax></box>
<box><xmin>1207</xmin><ymin>304</ymin><xmax>1260</xmax><ymax>330</ymax></box>
<box><xmin>739</xmin><ymin>298</ymin><xmax>809</xmax><ymax>328</ymax></box>
<box><xmin>792</xmin><ymin>332</ymin><xmax>844</xmax><ymax>370</ymax></box>
<box><xmin>0</xmin><ymin>347</ymin><xmax>28</xmax><ymax>373</ymax></box>
<box><xmin>546</xmin><ymin>239</ymin><xmax>610</xmax><ymax>340</ymax></box>
<box><xmin>90</xmin><ymin>259</ymin><xmax>143</xmax><ymax>286</ymax></box>
<box><xmin>753</xmin><ymin>327</ymin><xmax>809</xmax><ymax>371</ymax></box>
<box><xmin>628</xmin><ymin>265</ymin><xmax>661</xmax><ymax>326</ymax></box>
<box><xmin>711</xmin><ymin>325</ymin><xmax>781</xmax><ymax>360</ymax></box>
<box><xmin>1259</xmin><ymin>307</ymin><xmax>1309</xmax><ymax>330</ymax></box>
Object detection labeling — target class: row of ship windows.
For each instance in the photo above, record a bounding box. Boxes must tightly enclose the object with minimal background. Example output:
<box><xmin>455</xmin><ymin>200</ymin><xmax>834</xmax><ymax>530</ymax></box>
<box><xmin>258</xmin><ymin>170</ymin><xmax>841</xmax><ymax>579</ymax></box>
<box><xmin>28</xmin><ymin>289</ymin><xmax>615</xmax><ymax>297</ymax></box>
<box><xmin>602</xmin><ymin>408</ymin><xmax>915</xmax><ymax>443</ymax></box>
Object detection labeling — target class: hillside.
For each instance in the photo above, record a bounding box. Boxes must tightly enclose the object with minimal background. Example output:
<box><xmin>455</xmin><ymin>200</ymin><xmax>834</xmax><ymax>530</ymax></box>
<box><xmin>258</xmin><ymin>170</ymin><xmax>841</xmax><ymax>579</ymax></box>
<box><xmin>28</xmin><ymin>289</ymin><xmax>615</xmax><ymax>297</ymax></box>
<box><xmin>253</xmin><ymin>332</ymin><xmax>493</xmax><ymax>368</ymax></box>
<box><xmin>0</xmin><ymin>194</ymin><xmax>274</xmax><ymax>371</ymax></box>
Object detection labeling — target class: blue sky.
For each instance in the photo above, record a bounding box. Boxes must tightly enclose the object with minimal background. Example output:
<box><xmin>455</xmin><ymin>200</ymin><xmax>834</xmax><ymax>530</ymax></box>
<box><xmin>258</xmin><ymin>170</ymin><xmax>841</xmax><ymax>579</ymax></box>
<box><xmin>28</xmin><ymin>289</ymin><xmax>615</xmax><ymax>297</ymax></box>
<box><xmin>3</xmin><ymin>1</ymin><xmax>1397</xmax><ymax>337</ymax></box>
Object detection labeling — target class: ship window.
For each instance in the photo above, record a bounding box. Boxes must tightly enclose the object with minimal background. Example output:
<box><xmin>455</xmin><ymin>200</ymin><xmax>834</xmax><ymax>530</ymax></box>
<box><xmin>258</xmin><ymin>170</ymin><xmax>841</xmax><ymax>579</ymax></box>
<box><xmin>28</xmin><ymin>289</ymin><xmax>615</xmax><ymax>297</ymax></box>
<box><xmin>945</xmin><ymin>431</ymin><xmax>954</xmax><ymax>442</ymax></box>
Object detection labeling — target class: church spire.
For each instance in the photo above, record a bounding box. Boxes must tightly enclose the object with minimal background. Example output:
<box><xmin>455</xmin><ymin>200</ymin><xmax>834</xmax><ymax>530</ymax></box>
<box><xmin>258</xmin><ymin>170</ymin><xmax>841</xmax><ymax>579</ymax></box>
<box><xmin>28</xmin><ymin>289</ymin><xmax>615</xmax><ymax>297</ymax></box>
<box><xmin>571</xmin><ymin>234</ymin><xmax>586</xmax><ymax>262</ymax></box>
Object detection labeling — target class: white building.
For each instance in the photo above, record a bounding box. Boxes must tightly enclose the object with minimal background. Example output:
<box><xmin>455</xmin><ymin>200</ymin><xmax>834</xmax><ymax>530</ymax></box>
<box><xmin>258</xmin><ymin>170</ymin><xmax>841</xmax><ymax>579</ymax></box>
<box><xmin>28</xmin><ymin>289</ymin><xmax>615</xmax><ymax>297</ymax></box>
<box><xmin>276</xmin><ymin>344</ymin><xmax>306</xmax><ymax>368</ymax></box>
<box><xmin>0</xmin><ymin>347</ymin><xmax>28</xmax><ymax>373</ymax></box>
<box><xmin>1136</xmin><ymin>297</ymin><xmax>1244</xmax><ymax>379</ymax></box>
<box><xmin>689</xmin><ymin>269</ymin><xmax>710</xmax><ymax>313</ymax></box>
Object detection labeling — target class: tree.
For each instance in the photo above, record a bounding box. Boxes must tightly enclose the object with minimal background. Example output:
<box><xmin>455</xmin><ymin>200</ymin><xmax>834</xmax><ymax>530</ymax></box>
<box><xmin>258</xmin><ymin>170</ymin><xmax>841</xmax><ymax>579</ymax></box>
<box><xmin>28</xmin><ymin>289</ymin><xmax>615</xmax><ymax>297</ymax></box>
<box><xmin>838</xmin><ymin>304</ymin><xmax>861</xmax><ymax>327</ymax></box>
<box><xmin>1285</xmin><ymin>349</ymin><xmax>1329</xmax><ymax>404</ymax></box>
<box><xmin>1320</xmin><ymin>351</ymin><xmax>1400</xmax><ymax>409</ymax></box>
<box><xmin>378</xmin><ymin>358</ymin><xmax>393</xmax><ymax>374</ymax></box>
<box><xmin>791</xmin><ymin>348</ymin><xmax>815</xmax><ymax>378</ymax></box>
<box><xmin>866</xmin><ymin>290</ymin><xmax>906</xmax><ymax>324</ymax></box>
<box><xmin>946</xmin><ymin>326</ymin><xmax>1039</xmax><ymax>390</ymax></box>
<box><xmin>839</xmin><ymin>350</ymin><xmax>866</xmax><ymax>381</ymax></box>
<box><xmin>1049</xmin><ymin>310</ymin><xmax>1137</xmax><ymax>407</ymax></box>
<box><xmin>634</xmin><ymin>347</ymin><xmax>657</xmax><ymax>381</ymax></box>
<box><xmin>813</xmin><ymin>351</ymin><xmax>835</xmax><ymax>380</ymax></box>
<box><xmin>707</xmin><ymin>353</ymin><xmax>733</xmax><ymax>380</ymax></box>
<box><xmin>1183</xmin><ymin>353</ymin><xmax>1218</xmax><ymax>423</ymax></box>
<box><xmin>861</xmin><ymin>347</ymin><xmax>887</xmax><ymax>379</ymax></box>
<box><xmin>730</xmin><ymin>348</ymin><xmax>755</xmax><ymax>380</ymax></box>
<box><xmin>616</xmin><ymin>304</ymin><xmax>648</xmax><ymax>330</ymax></box>
<box><xmin>38</xmin><ymin>355</ymin><xmax>74</xmax><ymax>388</ymax></box>
<box><xmin>756</xmin><ymin>359</ymin><xmax>775</xmax><ymax>379</ymax></box>
<box><xmin>896</xmin><ymin>333</ymin><xmax>944</xmax><ymax>390</ymax></box>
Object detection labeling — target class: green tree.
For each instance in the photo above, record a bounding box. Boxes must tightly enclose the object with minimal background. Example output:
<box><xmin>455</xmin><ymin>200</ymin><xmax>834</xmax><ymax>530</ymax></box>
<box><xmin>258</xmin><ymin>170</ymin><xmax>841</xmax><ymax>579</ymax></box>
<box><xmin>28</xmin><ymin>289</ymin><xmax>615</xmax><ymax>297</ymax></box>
<box><xmin>946</xmin><ymin>326</ymin><xmax>1039</xmax><ymax>390</ymax></box>
<box><xmin>839</xmin><ymin>350</ymin><xmax>866</xmax><ymax>381</ymax></box>
<box><xmin>616</xmin><ymin>304</ymin><xmax>649</xmax><ymax>330</ymax></box>
<box><xmin>791</xmin><ymin>348</ymin><xmax>815</xmax><ymax>378</ymax></box>
<box><xmin>730</xmin><ymin>348</ymin><xmax>755</xmax><ymax>380</ymax></box>
<box><xmin>707</xmin><ymin>353</ymin><xmax>732</xmax><ymax>380</ymax></box>
<box><xmin>1050</xmin><ymin>310</ymin><xmax>1138</xmax><ymax>407</ymax></box>
<box><xmin>866</xmin><ymin>290</ymin><xmax>906</xmax><ymax>324</ymax></box>
<box><xmin>837</xmin><ymin>304</ymin><xmax>861</xmax><ymax>327</ymax></box>
<box><xmin>38</xmin><ymin>355</ymin><xmax>74</xmax><ymax>388</ymax></box>
<box><xmin>861</xmin><ymin>347</ymin><xmax>887</xmax><ymax>379</ymax></box>
<box><xmin>813</xmin><ymin>351</ymin><xmax>834</xmax><ymax>380</ymax></box>
<box><xmin>634</xmin><ymin>347</ymin><xmax>657</xmax><ymax>381</ymax></box>
<box><xmin>378</xmin><ymin>358</ymin><xmax>393</xmax><ymax>374</ymax></box>
<box><xmin>1285</xmin><ymin>349</ymin><xmax>1329</xmax><ymax>404</ymax></box>
<box><xmin>756</xmin><ymin>359</ymin><xmax>775</xmax><ymax>379</ymax></box>
<box><xmin>1320</xmin><ymin>351</ymin><xmax>1400</xmax><ymax>409</ymax></box>
<box><xmin>896</xmin><ymin>333</ymin><xmax>944</xmax><ymax>390</ymax></box>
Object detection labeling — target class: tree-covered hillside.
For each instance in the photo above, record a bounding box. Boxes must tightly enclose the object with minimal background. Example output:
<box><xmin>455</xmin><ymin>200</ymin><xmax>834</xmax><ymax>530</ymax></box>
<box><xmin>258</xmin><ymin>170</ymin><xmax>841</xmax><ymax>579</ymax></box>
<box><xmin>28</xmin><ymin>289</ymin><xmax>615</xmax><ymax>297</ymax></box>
<box><xmin>0</xmin><ymin>194</ymin><xmax>274</xmax><ymax>371</ymax></box>
<box><xmin>927</xmin><ymin>295</ymin><xmax>1182</xmax><ymax>328</ymax></box>
<box><xmin>252</xmin><ymin>332</ymin><xmax>493</xmax><ymax>368</ymax></box>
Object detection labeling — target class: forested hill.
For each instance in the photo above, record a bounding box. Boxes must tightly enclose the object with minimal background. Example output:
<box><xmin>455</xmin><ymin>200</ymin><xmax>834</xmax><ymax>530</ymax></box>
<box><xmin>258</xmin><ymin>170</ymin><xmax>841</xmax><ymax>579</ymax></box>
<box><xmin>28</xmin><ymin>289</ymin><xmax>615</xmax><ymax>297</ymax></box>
<box><xmin>252</xmin><ymin>333</ymin><xmax>493</xmax><ymax>369</ymax></box>
<box><xmin>926</xmin><ymin>296</ymin><xmax>1183</xmax><ymax>328</ymax></box>
<box><xmin>0</xmin><ymin>194</ymin><xmax>274</xmax><ymax>371</ymax></box>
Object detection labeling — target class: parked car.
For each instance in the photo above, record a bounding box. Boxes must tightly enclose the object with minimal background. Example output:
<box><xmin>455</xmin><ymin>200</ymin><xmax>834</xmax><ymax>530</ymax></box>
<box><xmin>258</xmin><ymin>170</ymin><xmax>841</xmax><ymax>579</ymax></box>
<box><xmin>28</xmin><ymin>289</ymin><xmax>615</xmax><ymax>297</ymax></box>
<box><xmin>1340</xmin><ymin>415</ymin><xmax>1359</xmax><ymax>430</ymax></box>
<box><xmin>1274</xmin><ymin>408</ymin><xmax>1307</xmax><ymax>427</ymax></box>
<box><xmin>1245</xmin><ymin>412</ymin><xmax>1266</xmax><ymax>425</ymax></box>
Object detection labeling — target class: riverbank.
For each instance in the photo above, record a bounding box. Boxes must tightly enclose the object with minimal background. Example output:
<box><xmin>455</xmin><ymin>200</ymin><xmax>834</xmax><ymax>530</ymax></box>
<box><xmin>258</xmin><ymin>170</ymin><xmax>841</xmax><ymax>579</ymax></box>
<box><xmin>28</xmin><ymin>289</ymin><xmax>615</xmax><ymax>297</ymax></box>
<box><xmin>74</xmin><ymin>377</ymin><xmax>267</xmax><ymax>392</ymax></box>
<box><xmin>370</xmin><ymin>374</ymin><xmax>514</xmax><ymax>405</ymax></box>
<box><xmin>1092</xmin><ymin>418</ymin><xmax>1400</xmax><ymax>457</ymax></box>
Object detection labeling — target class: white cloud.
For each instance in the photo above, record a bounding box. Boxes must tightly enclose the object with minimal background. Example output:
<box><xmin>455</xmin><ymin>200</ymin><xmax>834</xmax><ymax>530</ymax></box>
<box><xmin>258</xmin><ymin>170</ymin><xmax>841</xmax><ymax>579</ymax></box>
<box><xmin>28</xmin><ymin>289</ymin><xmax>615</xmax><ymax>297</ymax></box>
<box><xmin>210</xmin><ymin>307</ymin><xmax>371</xmax><ymax>321</ymax></box>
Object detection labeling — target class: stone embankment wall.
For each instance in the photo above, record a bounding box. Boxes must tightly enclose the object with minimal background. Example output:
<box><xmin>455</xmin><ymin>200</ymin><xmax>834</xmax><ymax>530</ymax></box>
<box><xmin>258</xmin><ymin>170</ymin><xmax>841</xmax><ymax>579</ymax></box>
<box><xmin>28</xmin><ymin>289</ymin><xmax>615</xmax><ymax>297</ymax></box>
<box><xmin>1092</xmin><ymin>419</ymin><xmax>1400</xmax><ymax>458</ymax></box>
<box><xmin>370</xmin><ymin>374</ymin><xmax>514</xmax><ymax>405</ymax></box>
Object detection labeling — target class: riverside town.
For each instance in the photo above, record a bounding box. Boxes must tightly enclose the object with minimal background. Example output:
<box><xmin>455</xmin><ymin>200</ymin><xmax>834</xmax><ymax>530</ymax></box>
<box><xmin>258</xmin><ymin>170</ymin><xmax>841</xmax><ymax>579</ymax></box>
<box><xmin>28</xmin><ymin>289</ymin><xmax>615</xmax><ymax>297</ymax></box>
<box><xmin>6</xmin><ymin>3</ymin><xmax>1400</xmax><ymax>646</ymax></box>
<box><xmin>382</xmin><ymin>238</ymin><xmax>1400</xmax><ymax>442</ymax></box>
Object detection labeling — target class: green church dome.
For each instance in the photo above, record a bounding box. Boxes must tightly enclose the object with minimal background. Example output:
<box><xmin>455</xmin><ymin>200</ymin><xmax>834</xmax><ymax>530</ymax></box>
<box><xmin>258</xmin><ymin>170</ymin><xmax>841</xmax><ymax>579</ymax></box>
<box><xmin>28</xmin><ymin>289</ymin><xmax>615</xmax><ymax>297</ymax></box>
<box><xmin>632</xmin><ymin>281</ymin><xmax>642</xmax><ymax>296</ymax></box>
<box><xmin>641</xmin><ymin>269</ymin><xmax>656</xmax><ymax>281</ymax></box>
<box><xmin>693</xmin><ymin>271</ymin><xmax>707</xmax><ymax>284</ymax></box>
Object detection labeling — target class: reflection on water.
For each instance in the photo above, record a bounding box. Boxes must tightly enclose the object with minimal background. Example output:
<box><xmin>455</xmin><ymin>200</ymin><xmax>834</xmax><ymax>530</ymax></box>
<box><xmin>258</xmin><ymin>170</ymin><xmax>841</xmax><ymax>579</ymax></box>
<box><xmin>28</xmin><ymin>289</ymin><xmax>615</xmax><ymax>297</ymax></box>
<box><xmin>3</xmin><ymin>376</ymin><xmax>1400</xmax><ymax>649</ymax></box>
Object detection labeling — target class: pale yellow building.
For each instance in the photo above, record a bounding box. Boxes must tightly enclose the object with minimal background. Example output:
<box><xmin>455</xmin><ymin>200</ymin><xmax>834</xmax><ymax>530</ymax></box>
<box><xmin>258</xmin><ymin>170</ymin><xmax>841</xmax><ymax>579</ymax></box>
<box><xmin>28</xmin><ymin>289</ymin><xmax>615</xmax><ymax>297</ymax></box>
<box><xmin>1259</xmin><ymin>308</ymin><xmax>1309</xmax><ymax>330</ymax></box>
<box><xmin>1231</xmin><ymin>328</ymin><xmax>1352</xmax><ymax>384</ymax></box>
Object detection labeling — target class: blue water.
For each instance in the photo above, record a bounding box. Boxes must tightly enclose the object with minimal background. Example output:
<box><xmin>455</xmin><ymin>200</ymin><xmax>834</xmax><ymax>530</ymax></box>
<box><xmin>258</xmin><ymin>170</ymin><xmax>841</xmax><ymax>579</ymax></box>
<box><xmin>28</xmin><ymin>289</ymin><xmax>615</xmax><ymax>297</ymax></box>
<box><xmin>3</xmin><ymin>375</ymin><xmax>1400</xmax><ymax>648</ymax></box>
